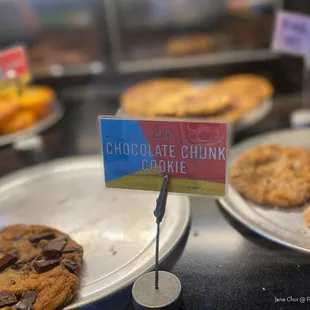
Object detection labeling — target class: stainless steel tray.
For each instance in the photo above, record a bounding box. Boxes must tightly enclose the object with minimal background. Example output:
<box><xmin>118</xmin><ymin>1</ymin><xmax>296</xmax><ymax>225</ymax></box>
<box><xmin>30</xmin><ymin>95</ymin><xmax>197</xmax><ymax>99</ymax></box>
<box><xmin>219</xmin><ymin>128</ymin><xmax>310</xmax><ymax>254</ymax></box>
<box><xmin>116</xmin><ymin>79</ymin><xmax>273</xmax><ymax>132</ymax></box>
<box><xmin>0</xmin><ymin>156</ymin><xmax>190</xmax><ymax>309</ymax></box>
<box><xmin>0</xmin><ymin>101</ymin><xmax>64</xmax><ymax>147</ymax></box>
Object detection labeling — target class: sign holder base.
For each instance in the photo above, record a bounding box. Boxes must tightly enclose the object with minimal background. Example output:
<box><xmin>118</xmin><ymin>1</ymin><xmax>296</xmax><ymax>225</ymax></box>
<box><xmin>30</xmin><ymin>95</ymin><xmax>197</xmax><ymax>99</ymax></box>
<box><xmin>132</xmin><ymin>175</ymin><xmax>182</xmax><ymax>310</ymax></box>
<box><xmin>132</xmin><ymin>271</ymin><xmax>182</xmax><ymax>310</ymax></box>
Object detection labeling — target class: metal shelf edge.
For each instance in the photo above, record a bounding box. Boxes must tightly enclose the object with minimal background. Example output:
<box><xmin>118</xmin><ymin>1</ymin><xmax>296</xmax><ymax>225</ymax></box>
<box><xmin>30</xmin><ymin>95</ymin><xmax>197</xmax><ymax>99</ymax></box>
<box><xmin>117</xmin><ymin>50</ymin><xmax>279</xmax><ymax>74</ymax></box>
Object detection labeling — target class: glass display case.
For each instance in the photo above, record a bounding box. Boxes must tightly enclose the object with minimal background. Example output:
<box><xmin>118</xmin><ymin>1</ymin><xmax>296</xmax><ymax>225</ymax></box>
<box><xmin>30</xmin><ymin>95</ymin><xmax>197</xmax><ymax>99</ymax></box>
<box><xmin>0</xmin><ymin>0</ymin><xmax>107</xmax><ymax>78</ymax></box>
<box><xmin>104</xmin><ymin>0</ymin><xmax>281</xmax><ymax>73</ymax></box>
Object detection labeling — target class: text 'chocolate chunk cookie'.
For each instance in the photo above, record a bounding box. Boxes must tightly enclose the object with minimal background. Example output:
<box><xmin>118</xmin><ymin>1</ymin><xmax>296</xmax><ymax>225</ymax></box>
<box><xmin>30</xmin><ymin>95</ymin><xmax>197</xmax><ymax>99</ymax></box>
<box><xmin>0</xmin><ymin>224</ymin><xmax>83</xmax><ymax>309</ymax></box>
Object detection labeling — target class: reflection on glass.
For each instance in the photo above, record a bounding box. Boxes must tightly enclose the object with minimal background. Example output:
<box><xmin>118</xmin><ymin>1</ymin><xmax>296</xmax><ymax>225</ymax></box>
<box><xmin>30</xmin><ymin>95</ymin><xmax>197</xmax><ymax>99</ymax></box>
<box><xmin>115</xmin><ymin>0</ymin><xmax>277</xmax><ymax>61</ymax></box>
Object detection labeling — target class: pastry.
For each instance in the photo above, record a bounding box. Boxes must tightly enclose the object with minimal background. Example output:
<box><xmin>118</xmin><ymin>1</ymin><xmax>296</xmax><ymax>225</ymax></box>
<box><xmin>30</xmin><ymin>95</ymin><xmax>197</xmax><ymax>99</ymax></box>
<box><xmin>174</xmin><ymin>86</ymin><xmax>234</xmax><ymax>117</ymax></box>
<box><xmin>0</xmin><ymin>111</ymin><xmax>36</xmax><ymax>134</ymax></box>
<box><xmin>0</xmin><ymin>224</ymin><xmax>83</xmax><ymax>310</ymax></box>
<box><xmin>1</xmin><ymin>86</ymin><xmax>55</xmax><ymax>119</ymax></box>
<box><xmin>19</xmin><ymin>86</ymin><xmax>55</xmax><ymax>118</ymax></box>
<box><xmin>230</xmin><ymin>145</ymin><xmax>310</xmax><ymax>207</ymax></box>
<box><xmin>217</xmin><ymin>74</ymin><xmax>273</xmax><ymax>101</ymax></box>
<box><xmin>121</xmin><ymin>75</ymin><xmax>273</xmax><ymax>122</ymax></box>
<box><xmin>0</xmin><ymin>100</ymin><xmax>20</xmax><ymax>124</ymax></box>
<box><xmin>121</xmin><ymin>78</ymin><xmax>193</xmax><ymax>116</ymax></box>
<box><xmin>164</xmin><ymin>34</ymin><xmax>215</xmax><ymax>57</ymax></box>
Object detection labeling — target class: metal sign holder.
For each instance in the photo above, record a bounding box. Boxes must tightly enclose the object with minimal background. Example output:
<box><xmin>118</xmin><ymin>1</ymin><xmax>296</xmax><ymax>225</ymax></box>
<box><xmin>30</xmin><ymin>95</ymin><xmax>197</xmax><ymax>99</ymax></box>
<box><xmin>132</xmin><ymin>175</ymin><xmax>182</xmax><ymax>310</ymax></box>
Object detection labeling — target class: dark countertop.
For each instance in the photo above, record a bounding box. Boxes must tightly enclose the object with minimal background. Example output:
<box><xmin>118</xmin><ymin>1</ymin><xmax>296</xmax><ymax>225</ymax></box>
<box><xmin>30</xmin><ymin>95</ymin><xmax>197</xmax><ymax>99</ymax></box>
<box><xmin>0</xmin><ymin>94</ymin><xmax>308</xmax><ymax>310</ymax></box>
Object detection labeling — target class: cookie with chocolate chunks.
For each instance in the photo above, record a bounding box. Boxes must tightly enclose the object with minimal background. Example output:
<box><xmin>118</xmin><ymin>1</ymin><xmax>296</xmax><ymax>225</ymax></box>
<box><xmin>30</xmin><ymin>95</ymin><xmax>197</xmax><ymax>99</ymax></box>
<box><xmin>0</xmin><ymin>224</ymin><xmax>83</xmax><ymax>309</ymax></box>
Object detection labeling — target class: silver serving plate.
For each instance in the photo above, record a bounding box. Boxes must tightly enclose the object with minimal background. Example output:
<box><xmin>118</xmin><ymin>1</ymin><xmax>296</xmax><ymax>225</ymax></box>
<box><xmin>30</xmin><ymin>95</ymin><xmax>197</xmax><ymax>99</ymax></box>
<box><xmin>0</xmin><ymin>101</ymin><xmax>64</xmax><ymax>147</ymax></box>
<box><xmin>0</xmin><ymin>156</ymin><xmax>190</xmax><ymax>308</ymax></box>
<box><xmin>116</xmin><ymin>79</ymin><xmax>273</xmax><ymax>132</ymax></box>
<box><xmin>116</xmin><ymin>100</ymin><xmax>272</xmax><ymax>132</ymax></box>
<box><xmin>219</xmin><ymin>128</ymin><xmax>310</xmax><ymax>254</ymax></box>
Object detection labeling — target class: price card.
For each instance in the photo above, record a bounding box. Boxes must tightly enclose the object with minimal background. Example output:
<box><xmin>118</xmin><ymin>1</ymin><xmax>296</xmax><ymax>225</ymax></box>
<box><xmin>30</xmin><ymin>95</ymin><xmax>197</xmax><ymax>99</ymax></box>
<box><xmin>272</xmin><ymin>10</ymin><xmax>310</xmax><ymax>57</ymax></box>
<box><xmin>99</xmin><ymin>117</ymin><xmax>227</xmax><ymax>197</ymax></box>
<box><xmin>0</xmin><ymin>45</ymin><xmax>31</xmax><ymax>91</ymax></box>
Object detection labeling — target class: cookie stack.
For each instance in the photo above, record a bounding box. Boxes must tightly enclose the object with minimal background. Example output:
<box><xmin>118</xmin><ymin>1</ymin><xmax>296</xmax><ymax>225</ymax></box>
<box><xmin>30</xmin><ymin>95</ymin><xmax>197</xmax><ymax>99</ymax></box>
<box><xmin>121</xmin><ymin>74</ymin><xmax>273</xmax><ymax>124</ymax></box>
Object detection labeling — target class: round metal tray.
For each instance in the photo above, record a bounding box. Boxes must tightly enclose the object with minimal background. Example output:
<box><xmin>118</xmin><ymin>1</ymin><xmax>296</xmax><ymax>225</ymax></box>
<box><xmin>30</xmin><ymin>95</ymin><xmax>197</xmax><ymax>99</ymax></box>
<box><xmin>116</xmin><ymin>100</ymin><xmax>272</xmax><ymax>133</ymax></box>
<box><xmin>219</xmin><ymin>128</ymin><xmax>310</xmax><ymax>254</ymax></box>
<box><xmin>0</xmin><ymin>101</ymin><xmax>64</xmax><ymax>147</ymax></box>
<box><xmin>0</xmin><ymin>156</ymin><xmax>190</xmax><ymax>309</ymax></box>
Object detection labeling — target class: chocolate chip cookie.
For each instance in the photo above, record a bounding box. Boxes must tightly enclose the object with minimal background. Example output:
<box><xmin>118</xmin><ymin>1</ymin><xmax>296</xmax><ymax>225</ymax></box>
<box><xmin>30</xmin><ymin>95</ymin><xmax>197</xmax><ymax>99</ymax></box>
<box><xmin>0</xmin><ymin>224</ymin><xmax>83</xmax><ymax>310</ymax></box>
<box><xmin>121</xmin><ymin>78</ymin><xmax>193</xmax><ymax>117</ymax></box>
<box><xmin>217</xmin><ymin>74</ymin><xmax>273</xmax><ymax>101</ymax></box>
<box><xmin>230</xmin><ymin>145</ymin><xmax>310</xmax><ymax>207</ymax></box>
<box><xmin>173</xmin><ymin>87</ymin><xmax>233</xmax><ymax>117</ymax></box>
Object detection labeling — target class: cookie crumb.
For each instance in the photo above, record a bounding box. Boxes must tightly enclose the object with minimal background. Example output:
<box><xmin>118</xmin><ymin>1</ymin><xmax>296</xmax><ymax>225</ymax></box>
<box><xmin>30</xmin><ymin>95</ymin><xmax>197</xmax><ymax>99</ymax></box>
<box><xmin>109</xmin><ymin>246</ymin><xmax>117</xmax><ymax>256</ymax></box>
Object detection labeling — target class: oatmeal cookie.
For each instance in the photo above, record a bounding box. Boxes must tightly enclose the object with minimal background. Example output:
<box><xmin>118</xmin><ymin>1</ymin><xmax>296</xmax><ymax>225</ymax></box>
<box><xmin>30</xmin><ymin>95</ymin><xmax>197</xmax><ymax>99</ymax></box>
<box><xmin>229</xmin><ymin>145</ymin><xmax>310</xmax><ymax>207</ymax></box>
<box><xmin>0</xmin><ymin>224</ymin><xmax>83</xmax><ymax>310</ymax></box>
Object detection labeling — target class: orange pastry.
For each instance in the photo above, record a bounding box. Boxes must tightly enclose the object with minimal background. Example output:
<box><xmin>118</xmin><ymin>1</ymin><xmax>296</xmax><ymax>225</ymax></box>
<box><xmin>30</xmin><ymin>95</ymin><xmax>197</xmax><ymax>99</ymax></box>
<box><xmin>0</xmin><ymin>99</ymin><xmax>20</xmax><ymax>123</ymax></box>
<box><xmin>0</xmin><ymin>86</ymin><xmax>55</xmax><ymax>118</ymax></box>
<box><xmin>0</xmin><ymin>111</ymin><xmax>36</xmax><ymax>134</ymax></box>
<box><xmin>19</xmin><ymin>86</ymin><xmax>55</xmax><ymax>118</ymax></box>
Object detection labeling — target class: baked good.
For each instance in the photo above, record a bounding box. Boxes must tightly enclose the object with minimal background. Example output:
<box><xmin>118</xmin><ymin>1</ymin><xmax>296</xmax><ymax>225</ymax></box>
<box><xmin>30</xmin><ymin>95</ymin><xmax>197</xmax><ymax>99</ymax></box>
<box><xmin>0</xmin><ymin>100</ymin><xmax>20</xmax><ymax>124</ymax></box>
<box><xmin>217</xmin><ymin>74</ymin><xmax>273</xmax><ymax>101</ymax></box>
<box><xmin>164</xmin><ymin>34</ymin><xmax>215</xmax><ymax>57</ymax></box>
<box><xmin>19</xmin><ymin>86</ymin><xmax>55</xmax><ymax>118</ymax></box>
<box><xmin>0</xmin><ymin>111</ymin><xmax>36</xmax><ymax>134</ymax></box>
<box><xmin>1</xmin><ymin>86</ymin><xmax>55</xmax><ymax>119</ymax></box>
<box><xmin>174</xmin><ymin>87</ymin><xmax>233</xmax><ymax>117</ymax></box>
<box><xmin>230</xmin><ymin>145</ymin><xmax>310</xmax><ymax>207</ymax></box>
<box><xmin>121</xmin><ymin>75</ymin><xmax>273</xmax><ymax>122</ymax></box>
<box><xmin>121</xmin><ymin>78</ymin><xmax>193</xmax><ymax>116</ymax></box>
<box><xmin>0</xmin><ymin>224</ymin><xmax>83</xmax><ymax>310</ymax></box>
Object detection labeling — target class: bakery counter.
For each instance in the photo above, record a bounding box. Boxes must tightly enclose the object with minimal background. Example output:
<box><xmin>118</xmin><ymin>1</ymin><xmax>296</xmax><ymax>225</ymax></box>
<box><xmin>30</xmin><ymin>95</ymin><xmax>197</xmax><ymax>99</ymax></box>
<box><xmin>0</xmin><ymin>93</ymin><xmax>305</xmax><ymax>310</ymax></box>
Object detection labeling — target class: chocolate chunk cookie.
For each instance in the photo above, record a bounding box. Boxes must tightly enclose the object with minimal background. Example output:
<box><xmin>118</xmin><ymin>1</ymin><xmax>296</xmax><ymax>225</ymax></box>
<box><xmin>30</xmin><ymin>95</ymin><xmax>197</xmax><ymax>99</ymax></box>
<box><xmin>217</xmin><ymin>74</ymin><xmax>273</xmax><ymax>102</ymax></box>
<box><xmin>230</xmin><ymin>145</ymin><xmax>310</xmax><ymax>207</ymax></box>
<box><xmin>121</xmin><ymin>78</ymin><xmax>193</xmax><ymax>117</ymax></box>
<box><xmin>0</xmin><ymin>224</ymin><xmax>83</xmax><ymax>310</ymax></box>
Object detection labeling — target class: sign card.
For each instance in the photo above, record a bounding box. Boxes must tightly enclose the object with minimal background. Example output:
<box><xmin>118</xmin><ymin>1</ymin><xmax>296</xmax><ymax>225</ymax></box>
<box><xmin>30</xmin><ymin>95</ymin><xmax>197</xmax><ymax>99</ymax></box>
<box><xmin>0</xmin><ymin>45</ymin><xmax>31</xmax><ymax>91</ymax></box>
<box><xmin>99</xmin><ymin>117</ymin><xmax>227</xmax><ymax>196</ymax></box>
<box><xmin>272</xmin><ymin>10</ymin><xmax>310</xmax><ymax>57</ymax></box>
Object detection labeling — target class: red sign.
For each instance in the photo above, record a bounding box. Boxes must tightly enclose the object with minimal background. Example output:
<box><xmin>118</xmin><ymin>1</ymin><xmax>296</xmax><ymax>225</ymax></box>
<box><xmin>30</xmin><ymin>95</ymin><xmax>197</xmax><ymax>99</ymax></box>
<box><xmin>0</xmin><ymin>46</ymin><xmax>31</xmax><ymax>89</ymax></box>
<box><xmin>100</xmin><ymin>117</ymin><xmax>228</xmax><ymax>196</ymax></box>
